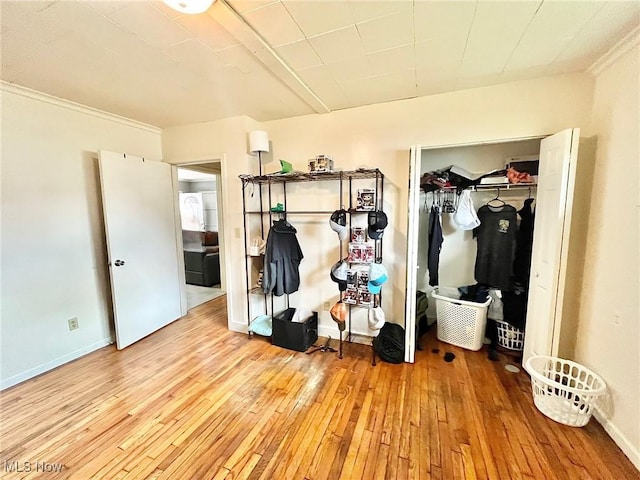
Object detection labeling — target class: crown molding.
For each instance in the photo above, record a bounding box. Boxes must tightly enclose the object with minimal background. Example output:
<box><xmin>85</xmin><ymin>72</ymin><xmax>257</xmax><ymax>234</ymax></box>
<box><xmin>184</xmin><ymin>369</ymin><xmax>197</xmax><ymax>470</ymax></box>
<box><xmin>588</xmin><ymin>25</ymin><xmax>640</xmax><ymax>77</ymax></box>
<box><xmin>0</xmin><ymin>81</ymin><xmax>161</xmax><ymax>134</ymax></box>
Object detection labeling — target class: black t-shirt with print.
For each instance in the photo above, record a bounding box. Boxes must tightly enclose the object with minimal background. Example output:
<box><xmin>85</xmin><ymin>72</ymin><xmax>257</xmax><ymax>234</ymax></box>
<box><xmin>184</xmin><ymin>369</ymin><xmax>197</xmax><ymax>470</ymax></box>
<box><xmin>473</xmin><ymin>205</ymin><xmax>517</xmax><ymax>290</ymax></box>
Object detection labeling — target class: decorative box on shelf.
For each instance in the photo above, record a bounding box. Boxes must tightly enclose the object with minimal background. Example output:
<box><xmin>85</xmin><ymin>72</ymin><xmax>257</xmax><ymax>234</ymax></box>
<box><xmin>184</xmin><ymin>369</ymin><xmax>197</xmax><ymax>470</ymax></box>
<box><xmin>348</xmin><ymin>243</ymin><xmax>374</xmax><ymax>264</ymax></box>
<box><xmin>356</xmin><ymin>188</ymin><xmax>375</xmax><ymax>211</ymax></box>
<box><xmin>308</xmin><ymin>154</ymin><xmax>334</xmax><ymax>173</ymax></box>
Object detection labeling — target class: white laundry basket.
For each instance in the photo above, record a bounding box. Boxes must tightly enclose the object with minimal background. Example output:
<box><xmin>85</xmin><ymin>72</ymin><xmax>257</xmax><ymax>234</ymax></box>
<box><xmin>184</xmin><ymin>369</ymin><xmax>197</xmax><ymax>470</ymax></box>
<box><xmin>495</xmin><ymin>319</ymin><xmax>525</xmax><ymax>351</ymax></box>
<box><xmin>431</xmin><ymin>287</ymin><xmax>491</xmax><ymax>351</ymax></box>
<box><xmin>525</xmin><ymin>355</ymin><xmax>606</xmax><ymax>427</ymax></box>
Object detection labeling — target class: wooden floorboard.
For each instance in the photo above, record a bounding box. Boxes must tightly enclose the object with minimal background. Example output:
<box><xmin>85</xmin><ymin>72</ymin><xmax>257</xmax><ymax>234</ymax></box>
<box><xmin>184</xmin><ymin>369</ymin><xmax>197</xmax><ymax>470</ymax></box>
<box><xmin>0</xmin><ymin>296</ymin><xmax>638</xmax><ymax>480</ymax></box>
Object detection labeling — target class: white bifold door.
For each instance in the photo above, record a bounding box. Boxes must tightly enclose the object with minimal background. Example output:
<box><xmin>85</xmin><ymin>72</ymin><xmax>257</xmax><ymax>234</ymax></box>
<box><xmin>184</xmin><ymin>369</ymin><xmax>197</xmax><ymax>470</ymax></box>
<box><xmin>404</xmin><ymin>146</ymin><xmax>422</xmax><ymax>362</ymax></box>
<box><xmin>522</xmin><ymin>128</ymin><xmax>580</xmax><ymax>364</ymax></box>
<box><xmin>99</xmin><ymin>150</ymin><xmax>183</xmax><ymax>349</ymax></box>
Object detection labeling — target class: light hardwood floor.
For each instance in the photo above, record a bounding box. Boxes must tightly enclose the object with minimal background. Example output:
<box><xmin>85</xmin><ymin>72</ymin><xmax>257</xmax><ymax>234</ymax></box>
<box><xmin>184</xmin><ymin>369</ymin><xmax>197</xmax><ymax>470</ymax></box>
<box><xmin>0</xmin><ymin>296</ymin><xmax>637</xmax><ymax>479</ymax></box>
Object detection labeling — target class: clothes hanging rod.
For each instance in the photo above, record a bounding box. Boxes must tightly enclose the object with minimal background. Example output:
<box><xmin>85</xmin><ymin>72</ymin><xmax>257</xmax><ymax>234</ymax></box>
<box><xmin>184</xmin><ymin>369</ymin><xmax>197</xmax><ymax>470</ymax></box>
<box><xmin>470</xmin><ymin>183</ymin><xmax>536</xmax><ymax>191</ymax></box>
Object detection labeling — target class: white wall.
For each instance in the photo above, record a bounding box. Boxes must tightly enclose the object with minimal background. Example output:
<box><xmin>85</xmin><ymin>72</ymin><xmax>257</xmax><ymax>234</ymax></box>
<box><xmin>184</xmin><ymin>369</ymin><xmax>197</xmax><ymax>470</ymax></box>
<box><xmin>0</xmin><ymin>85</ymin><xmax>162</xmax><ymax>389</ymax></box>
<box><xmin>162</xmin><ymin>115</ymin><xmax>260</xmax><ymax>330</ymax></box>
<box><xmin>579</xmin><ymin>40</ymin><xmax>640</xmax><ymax>468</ymax></box>
<box><xmin>162</xmin><ymin>73</ymin><xmax>595</xmax><ymax>341</ymax></box>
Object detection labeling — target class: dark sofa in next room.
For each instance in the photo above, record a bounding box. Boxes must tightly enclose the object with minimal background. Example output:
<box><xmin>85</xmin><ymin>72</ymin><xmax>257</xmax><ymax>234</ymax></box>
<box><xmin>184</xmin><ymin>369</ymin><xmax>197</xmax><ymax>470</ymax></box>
<box><xmin>182</xmin><ymin>230</ymin><xmax>220</xmax><ymax>287</ymax></box>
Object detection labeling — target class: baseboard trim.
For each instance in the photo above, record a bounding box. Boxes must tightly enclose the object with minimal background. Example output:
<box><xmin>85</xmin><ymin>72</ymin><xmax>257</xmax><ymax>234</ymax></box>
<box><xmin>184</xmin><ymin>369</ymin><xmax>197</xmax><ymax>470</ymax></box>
<box><xmin>0</xmin><ymin>338</ymin><xmax>113</xmax><ymax>391</ymax></box>
<box><xmin>593</xmin><ymin>408</ymin><xmax>640</xmax><ymax>471</ymax></box>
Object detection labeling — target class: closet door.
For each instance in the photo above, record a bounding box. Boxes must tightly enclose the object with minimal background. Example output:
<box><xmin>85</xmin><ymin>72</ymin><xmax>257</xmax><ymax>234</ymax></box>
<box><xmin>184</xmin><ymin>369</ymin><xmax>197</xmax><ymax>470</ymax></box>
<box><xmin>523</xmin><ymin>128</ymin><xmax>580</xmax><ymax>364</ymax></box>
<box><xmin>99</xmin><ymin>150</ymin><xmax>183</xmax><ymax>349</ymax></box>
<box><xmin>404</xmin><ymin>146</ymin><xmax>422</xmax><ymax>362</ymax></box>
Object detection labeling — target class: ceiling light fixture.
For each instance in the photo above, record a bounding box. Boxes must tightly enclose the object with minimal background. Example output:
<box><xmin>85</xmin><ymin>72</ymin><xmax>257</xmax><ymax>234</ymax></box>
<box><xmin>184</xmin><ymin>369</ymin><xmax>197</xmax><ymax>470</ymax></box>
<box><xmin>162</xmin><ymin>0</ymin><xmax>215</xmax><ymax>15</ymax></box>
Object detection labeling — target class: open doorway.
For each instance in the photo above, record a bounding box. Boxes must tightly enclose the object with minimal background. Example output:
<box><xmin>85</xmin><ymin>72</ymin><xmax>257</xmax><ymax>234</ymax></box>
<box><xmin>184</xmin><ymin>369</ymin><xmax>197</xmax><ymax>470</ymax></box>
<box><xmin>177</xmin><ymin>164</ymin><xmax>226</xmax><ymax>309</ymax></box>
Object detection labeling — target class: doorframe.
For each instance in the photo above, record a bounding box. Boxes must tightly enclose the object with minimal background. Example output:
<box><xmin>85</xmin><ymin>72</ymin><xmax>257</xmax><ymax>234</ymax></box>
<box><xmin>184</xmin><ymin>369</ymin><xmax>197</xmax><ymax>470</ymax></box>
<box><xmin>166</xmin><ymin>154</ymin><xmax>228</xmax><ymax>318</ymax></box>
<box><xmin>404</xmin><ymin>134</ymin><xmax>547</xmax><ymax>363</ymax></box>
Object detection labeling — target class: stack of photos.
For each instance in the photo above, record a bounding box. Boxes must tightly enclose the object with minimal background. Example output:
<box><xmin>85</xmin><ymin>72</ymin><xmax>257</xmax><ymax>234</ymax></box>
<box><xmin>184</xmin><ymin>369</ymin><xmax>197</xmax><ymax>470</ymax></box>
<box><xmin>356</xmin><ymin>188</ymin><xmax>376</xmax><ymax>211</ymax></box>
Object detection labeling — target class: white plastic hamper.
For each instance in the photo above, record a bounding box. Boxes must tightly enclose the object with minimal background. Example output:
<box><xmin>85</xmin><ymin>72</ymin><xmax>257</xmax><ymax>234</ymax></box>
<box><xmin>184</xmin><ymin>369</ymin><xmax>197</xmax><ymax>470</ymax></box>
<box><xmin>431</xmin><ymin>287</ymin><xmax>491</xmax><ymax>351</ymax></box>
<box><xmin>495</xmin><ymin>319</ymin><xmax>525</xmax><ymax>351</ymax></box>
<box><xmin>525</xmin><ymin>355</ymin><xmax>606</xmax><ymax>427</ymax></box>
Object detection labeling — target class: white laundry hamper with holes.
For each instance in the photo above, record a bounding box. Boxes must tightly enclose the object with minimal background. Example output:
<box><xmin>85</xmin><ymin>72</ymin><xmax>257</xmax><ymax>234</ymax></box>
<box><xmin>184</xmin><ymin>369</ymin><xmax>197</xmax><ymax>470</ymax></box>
<box><xmin>495</xmin><ymin>319</ymin><xmax>525</xmax><ymax>351</ymax></box>
<box><xmin>525</xmin><ymin>355</ymin><xmax>607</xmax><ymax>427</ymax></box>
<box><xmin>432</xmin><ymin>287</ymin><xmax>491</xmax><ymax>351</ymax></box>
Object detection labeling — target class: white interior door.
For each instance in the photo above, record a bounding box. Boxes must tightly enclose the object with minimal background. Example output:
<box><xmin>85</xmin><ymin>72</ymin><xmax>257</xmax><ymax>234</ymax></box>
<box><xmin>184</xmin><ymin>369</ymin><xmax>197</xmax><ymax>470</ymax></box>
<box><xmin>523</xmin><ymin>128</ymin><xmax>580</xmax><ymax>364</ymax></box>
<box><xmin>404</xmin><ymin>146</ymin><xmax>422</xmax><ymax>362</ymax></box>
<box><xmin>99</xmin><ymin>150</ymin><xmax>183</xmax><ymax>349</ymax></box>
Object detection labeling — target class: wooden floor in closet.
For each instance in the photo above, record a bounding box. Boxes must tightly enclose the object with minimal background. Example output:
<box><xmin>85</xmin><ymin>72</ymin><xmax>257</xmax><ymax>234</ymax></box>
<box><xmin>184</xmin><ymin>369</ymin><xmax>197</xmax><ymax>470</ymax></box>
<box><xmin>0</xmin><ymin>295</ymin><xmax>637</xmax><ymax>480</ymax></box>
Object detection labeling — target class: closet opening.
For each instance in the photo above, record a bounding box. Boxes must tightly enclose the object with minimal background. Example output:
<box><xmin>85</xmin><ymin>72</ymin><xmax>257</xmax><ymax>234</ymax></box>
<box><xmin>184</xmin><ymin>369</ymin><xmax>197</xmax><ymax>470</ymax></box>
<box><xmin>406</xmin><ymin>129</ymin><xmax>590</xmax><ymax>369</ymax></box>
<box><xmin>406</xmin><ymin>136</ymin><xmax>546</xmax><ymax>365</ymax></box>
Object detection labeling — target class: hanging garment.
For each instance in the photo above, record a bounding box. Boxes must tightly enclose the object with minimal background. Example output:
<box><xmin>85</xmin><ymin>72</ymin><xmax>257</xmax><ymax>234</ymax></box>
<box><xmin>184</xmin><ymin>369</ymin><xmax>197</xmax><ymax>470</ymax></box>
<box><xmin>487</xmin><ymin>289</ymin><xmax>504</xmax><ymax>321</ymax></box>
<box><xmin>263</xmin><ymin>219</ymin><xmax>304</xmax><ymax>296</ymax></box>
<box><xmin>502</xmin><ymin>282</ymin><xmax>528</xmax><ymax>330</ymax></box>
<box><xmin>473</xmin><ymin>205</ymin><xmax>517</xmax><ymax>290</ymax></box>
<box><xmin>427</xmin><ymin>205</ymin><xmax>443</xmax><ymax>286</ymax></box>
<box><xmin>453</xmin><ymin>189</ymin><xmax>480</xmax><ymax>230</ymax></box>
<box><xmin>513</xmin><ymin>198</ymin><xmax>535</xmax><ymax>285</ymax></box>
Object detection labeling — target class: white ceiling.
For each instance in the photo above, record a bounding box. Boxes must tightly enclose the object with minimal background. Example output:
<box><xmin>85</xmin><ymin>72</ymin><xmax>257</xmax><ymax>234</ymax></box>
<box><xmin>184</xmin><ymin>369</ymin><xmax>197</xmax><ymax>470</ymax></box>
<box><xmin>1</xmin><ymin>0</ymin><xmax>638</xmax><ymax>128</ymax></box>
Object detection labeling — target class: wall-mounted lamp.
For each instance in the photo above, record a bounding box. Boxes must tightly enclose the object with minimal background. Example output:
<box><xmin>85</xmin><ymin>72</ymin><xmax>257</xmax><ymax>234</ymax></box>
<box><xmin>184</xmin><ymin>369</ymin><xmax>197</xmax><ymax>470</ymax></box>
<box><xmin>249</xmin><ymin>130</ymin><xmax>270</xmax><ymax>176</ymax></box>
<box><xmin>162</xmin><ymin>0</ymin><xmax>215</xmax><ymax>14</ymax></box>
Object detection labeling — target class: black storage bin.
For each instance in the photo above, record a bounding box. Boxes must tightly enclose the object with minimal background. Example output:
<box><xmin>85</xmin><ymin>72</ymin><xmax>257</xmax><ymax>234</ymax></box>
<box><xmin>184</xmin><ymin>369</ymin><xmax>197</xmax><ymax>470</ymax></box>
<box><xmin>272</xmin><ymin>308</ymin><xmax>318</xmax><ymax>352</ymax></box>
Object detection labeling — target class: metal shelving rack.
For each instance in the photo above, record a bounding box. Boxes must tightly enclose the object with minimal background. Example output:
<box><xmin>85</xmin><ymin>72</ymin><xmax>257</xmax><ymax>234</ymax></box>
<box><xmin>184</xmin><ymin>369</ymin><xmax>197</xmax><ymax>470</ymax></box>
<box><xmin>240</xmin><ymin>168</ymin><xmax>385</xmax><ymax>362</ymax></box>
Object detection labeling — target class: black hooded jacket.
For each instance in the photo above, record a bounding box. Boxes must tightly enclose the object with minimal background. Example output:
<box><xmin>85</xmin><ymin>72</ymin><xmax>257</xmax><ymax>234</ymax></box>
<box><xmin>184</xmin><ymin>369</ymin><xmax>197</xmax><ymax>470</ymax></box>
<box><xmin>263</xmin><ymin>219</ymin><xmax>304</xmax><ymax>296</ymax></box>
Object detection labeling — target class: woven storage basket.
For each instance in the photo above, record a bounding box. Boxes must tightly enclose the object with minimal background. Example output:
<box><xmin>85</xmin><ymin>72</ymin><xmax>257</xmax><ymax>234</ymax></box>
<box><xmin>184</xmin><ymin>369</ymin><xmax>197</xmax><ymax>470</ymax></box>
<box><xmin>525</xmin><ymin>355</ymin><xmax>606</xmax><ymax>427</ymax></box>
<box><xmin>495</xmin><ymin>319</ymin><xmax>524</xmax><ymax>351</ymax></box>
<box><xmin>432</xmin><ymin>287</ymin><xmax>491</xmax><ymax>351</ymax></box>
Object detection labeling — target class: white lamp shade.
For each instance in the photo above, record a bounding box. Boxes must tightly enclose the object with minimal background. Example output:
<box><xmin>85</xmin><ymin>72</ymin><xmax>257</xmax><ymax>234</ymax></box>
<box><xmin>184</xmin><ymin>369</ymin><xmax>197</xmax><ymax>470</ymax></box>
<box><xmin>162</xmin><ymin>0</ymin><xmax>215</xmax><ymax>14</ymax></box>
<box><xmin>249</xmin><ymin>130</ymin><xmax>270</xmax><ymax>154</ymax></box>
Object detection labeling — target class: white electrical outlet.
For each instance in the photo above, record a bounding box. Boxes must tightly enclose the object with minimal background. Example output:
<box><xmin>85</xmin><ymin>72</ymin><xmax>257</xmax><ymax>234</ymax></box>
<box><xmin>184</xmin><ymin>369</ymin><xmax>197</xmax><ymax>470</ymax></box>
<box><xmin>68</xmin><ymin>317</ymin><xmax>79</xmax><ymax>331</ymax></box>
<box><xmin>234</xmin><ymin>227</ymin><xmax>241</xmax><ymax>239</ymax></box>
<box><xmin>323</xmin><ymin>302</ymin><xmax>331</xmax><ymax>311</ymax></box>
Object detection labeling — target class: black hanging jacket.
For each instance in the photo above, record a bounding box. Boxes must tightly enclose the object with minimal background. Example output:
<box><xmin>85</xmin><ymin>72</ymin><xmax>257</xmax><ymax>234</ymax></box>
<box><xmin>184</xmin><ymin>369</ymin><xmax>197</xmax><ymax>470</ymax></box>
<box><xmin>263</xmin><ymin>219</ymin><xmax>304</xmax><ymax>296</ymax></box>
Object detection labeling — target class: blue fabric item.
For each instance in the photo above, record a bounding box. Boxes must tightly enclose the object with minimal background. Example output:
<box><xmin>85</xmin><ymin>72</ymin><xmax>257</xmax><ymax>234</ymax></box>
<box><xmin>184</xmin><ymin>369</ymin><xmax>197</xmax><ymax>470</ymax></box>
<box><xmin>367</xmin><ymin>263</ymin><xmax>388</xmax><ymax>294</ymax></box>
<box><xmin>249</xmin><ymin>314</ymin><xmax>272</xmax><ymax>336</ymax></box>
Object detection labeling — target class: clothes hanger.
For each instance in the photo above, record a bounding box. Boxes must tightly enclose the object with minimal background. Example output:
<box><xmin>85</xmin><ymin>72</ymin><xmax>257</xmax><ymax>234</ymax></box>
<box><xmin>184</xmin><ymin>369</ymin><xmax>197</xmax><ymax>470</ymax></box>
<box><xmin>486</xmin><ymin>188</ymin><xmax>506</xmax><ymax>209</ymax></box>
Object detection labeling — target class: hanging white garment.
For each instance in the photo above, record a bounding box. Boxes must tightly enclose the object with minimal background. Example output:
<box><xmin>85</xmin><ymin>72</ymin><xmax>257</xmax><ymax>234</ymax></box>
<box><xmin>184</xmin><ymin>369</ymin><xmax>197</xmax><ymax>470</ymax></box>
<box><xmin>487</xmin><ymin>289</ymin><xmax>504</xmax><ymax>321</ymax></box>
<box><xmin>453</xmin><ymin>190</ymin><xmax>480</xmax><ymax>230</ymax></box>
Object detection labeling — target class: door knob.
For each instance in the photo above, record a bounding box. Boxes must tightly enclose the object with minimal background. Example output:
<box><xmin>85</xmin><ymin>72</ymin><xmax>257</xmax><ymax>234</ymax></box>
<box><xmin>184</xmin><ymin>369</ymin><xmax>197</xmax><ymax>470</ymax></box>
<box><xmin>114</xmin><ymin>259</ymin><xmax>126</xmax><ymax>267</ymax></box>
